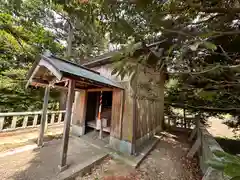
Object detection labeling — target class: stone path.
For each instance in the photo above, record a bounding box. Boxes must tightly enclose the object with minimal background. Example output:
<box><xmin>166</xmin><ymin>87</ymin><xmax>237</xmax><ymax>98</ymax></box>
<box><xmin>79</xmin><ymin>131</ymin><xmax>201</xmax><ymax>180</ymax></box>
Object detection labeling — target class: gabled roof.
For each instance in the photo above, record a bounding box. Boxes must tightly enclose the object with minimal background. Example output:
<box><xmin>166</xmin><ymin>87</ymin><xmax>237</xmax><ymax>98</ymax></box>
<box><xmin>26</xmin><ymin>54</ymin><xmax>123</xmax><ymax>90</ymax></box>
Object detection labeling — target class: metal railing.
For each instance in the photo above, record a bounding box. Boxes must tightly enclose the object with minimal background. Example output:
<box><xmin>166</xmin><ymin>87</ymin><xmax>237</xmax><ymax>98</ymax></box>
<box><xmin>0</xmin><ymin>110</ymin><xmax>66</xmax><ymax>132</ymax></box>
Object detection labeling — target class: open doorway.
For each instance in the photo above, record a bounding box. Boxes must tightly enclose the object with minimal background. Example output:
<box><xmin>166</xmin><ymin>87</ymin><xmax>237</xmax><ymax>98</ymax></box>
<box><xmin>85</xmin><ymin>91</ymin><xmax>113</xmax><ymax>137</ymax></box>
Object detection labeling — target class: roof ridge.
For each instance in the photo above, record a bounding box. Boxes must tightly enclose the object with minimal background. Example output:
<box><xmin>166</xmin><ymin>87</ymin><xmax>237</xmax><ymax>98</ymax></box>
<box><xmin>50</xmin><ymin>55</ymin><xmax>100</xmax><ymax>74</ymax></box>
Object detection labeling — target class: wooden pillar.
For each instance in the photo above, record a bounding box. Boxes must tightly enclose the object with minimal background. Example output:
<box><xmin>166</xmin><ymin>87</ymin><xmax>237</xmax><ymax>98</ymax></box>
<box><xmin>98</xmin><ymin>91</ymin><xmax>103</xmax><ymax>139</ymax></box>
<box><xmin>38</xmin><ymin>86</ymin><xmax>50</xmax><ymax>147</ymax></box>
<box><xmin>132</xmin><ymin>94</ymin><xmax>137</xmax><ymax>155</ymax></box>
<box><xmin>59</xmin><ymin>80</ymin><xmax>75</xmax><ymax>171</ymax></box>
<box><xmin>183</xmin><ymin>108</ymin><xmax>186</xmax><ymax>128</ymax></box>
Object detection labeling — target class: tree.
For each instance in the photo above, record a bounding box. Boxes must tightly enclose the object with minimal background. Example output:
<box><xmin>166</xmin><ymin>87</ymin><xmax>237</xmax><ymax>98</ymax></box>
<box><xmin>0</xmin><ymin>0</ymin><xmax>109</xmax><ymax>112</ymax></box>
<box><xmin>0</xmin><ymin>0</ymin><xmax>62</xmax><ymax>112</ymax></box>
<box><xmin>53</xmin><ymin>0</ymin><xmax>240</xmax><ymax>130</ymax></box>
<box><xmin>80</xmin><ymin>1</ymin><xmax>240</xmax><ymax>116</ymax></box>
<box><xmin>2</xmin><ymin>0</ymin><xmax>240</xmax><ymax>127</ymax></box>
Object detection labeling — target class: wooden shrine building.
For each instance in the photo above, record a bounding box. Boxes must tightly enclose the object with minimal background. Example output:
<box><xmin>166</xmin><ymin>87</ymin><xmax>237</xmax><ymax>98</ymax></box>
<box><xmin>26</xmin><ymin>43</ymin><xmax>165</xmax><ymax>170</ymax></box>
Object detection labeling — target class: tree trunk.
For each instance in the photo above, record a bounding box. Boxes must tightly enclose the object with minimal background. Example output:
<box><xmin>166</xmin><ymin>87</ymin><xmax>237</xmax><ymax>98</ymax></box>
<box><xmin>59</xmin><ymin>22</ymin><xmax>74</xmax><ymax>110</ymax></box>
<box><xmin>59</xmin><ymin>91</ymin><xmax>67</xmax><ymax>110</ymax></box>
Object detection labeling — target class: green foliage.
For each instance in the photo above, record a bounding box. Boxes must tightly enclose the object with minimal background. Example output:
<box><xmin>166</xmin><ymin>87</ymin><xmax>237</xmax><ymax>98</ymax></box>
<box><xmin>166</xmin><ymin>79</ymin><xmax>179</xmax><ymax>90</ymax></box>
<box><xmin>79</xmin><ymin>0</ymin><xmax>240</xmax><ymax>125</ymax></box>
<box><xmin>0</xmin><ymin>0</ymin><xmax>62</xmax><ymax>112</ymax></box>
<box><xmin>207</xmin><ymin>150</ymin><xmax>240</xmax><ymax>179</ymax></box>
<box><xmin>0</xmin><ymin>0</ymin><xmax>108</xmax><ymax>112</ymax></box>
<box><xmin>2</xmin><ymin>0</ymin><xmax>240</xmax><ymax>128</ymax></box>
<box><xmin>203</xmin><ymin>42</ymin><xmax>218</xmax><ymax>51</ymax></box>
<box><xmin>50</xmin><ymin>0</ymin><xmax>108</xmax><ymax>62</ymax></box>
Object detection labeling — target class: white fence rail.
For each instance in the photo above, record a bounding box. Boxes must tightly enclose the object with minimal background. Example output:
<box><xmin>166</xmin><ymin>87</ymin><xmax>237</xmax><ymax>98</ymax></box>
<box><xmin>164</xmin><ymin>115</ymin><xmax>195</xmax><ymax>130</ymax></box>
<box><xmin>0</xmin><ymin>110</ymin><xmax>66</xmax><ymax>132</ymax></box>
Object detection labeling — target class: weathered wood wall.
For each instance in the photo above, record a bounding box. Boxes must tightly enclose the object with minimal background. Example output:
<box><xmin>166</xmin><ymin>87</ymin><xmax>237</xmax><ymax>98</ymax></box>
<box><xmin>120</xmin><ymin>81</ymin><xmax>134</xmax><ymax>143</ymax></box>
<box><xmin>93</xmin><ymin>64</ymin><xmax>134</xmax><ymax>143</ymax></box>
<box><xmin>92</xmin><ymin>64</ymin><xmax>130</xmax><ymax>82</ymax></box>
<box><xmin>72</xmin><ymin>90</ymin><xmax>88</xmax><ymax>127</ymax></box>
<box><xmin>110</xmin><ymin>89</ymin><xmax>124</xmax><ymax>139</ymax></box>
<box><xmin>133</xmin><ymin>66</ymin><xmax>165</xmax><ymax>140</ymax></box>
<box><xmin>92</xmin><ymin>63</ymin><xmax>165</xmax><ymax>145</ymax></box>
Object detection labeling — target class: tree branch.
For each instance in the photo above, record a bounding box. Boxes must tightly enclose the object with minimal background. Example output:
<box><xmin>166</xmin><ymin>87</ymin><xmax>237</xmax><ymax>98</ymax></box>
<box><xmin>168</xmin><ymin>64</ymin><xmax>240</xmax><ymax>76</ymax></box>
<box><xmin>210</xmin><ymin>30</ymin><xmax>240</xmax><ymax>39</ymax></box>
<box><xmin>160</xmin><ymin>27</ymin><xmax>194</xmax><ymax>37</ymax></box>
<box><xmin>165</xmin><ymin>102</ymin><xmax>240</xmax><ymax>113</ymax></box>
<box><xmin>185</xmin><ymin>1</ymin><xmax>240</xmax><ymax>14</ymax></box>
<box><xmin>168</xmin><ymin>65</ymin><xmax>220</xmax><ymax>75</ymax></box>
<box><xmin>200</xmin><ymin>7</ymin><xmax>240</xmax><ymax>14</ymax></box>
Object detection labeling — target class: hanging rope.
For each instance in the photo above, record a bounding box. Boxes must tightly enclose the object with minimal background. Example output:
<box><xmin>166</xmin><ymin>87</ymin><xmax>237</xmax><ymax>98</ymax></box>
<box><xmin>98</xmin><ymin>91</ymin><xmax>103</xmax><ymax>139</ymax></box>
<box><xmin>98</xmin><ymin>91</ymin><xmax>102</xmax><ymax>120</ymax></box>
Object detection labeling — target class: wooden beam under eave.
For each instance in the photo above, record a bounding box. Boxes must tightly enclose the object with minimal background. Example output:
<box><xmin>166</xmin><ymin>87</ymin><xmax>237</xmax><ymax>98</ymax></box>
<box><xmin>87</xmin><ymin>88</ymin><xmax>113</xmax><ymax>92</ymax></box>
<box><xmin>26</xmin><ymin>65</ymin><xmax>41</xmax><ymax>89</ymax></box>
<box><xmin>30</xmin><ymin>80</ymin><xmax>82</xmax><ymax>92</ymax></box>
<box><xmin>63</xmin><ymin>73</ymin><xmax>113</xmax><ymax>89</ymax></box>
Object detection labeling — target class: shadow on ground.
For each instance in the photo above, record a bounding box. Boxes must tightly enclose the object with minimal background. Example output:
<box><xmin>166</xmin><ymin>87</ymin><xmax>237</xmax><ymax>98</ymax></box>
<box><xmin>80</xmin><ymin>131</ymin><xmax>201</xmax><ymax>180</ymax></box>
<box><xmin>215</xmin><ymin>137</ymin><xmax>240</xmax><ymax>155</ymax></box>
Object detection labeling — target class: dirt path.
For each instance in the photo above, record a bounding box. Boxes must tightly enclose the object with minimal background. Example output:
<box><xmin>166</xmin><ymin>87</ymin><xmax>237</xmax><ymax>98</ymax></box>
<box><xmin>79</xmin><ymin>131</ymin><xmax>201</xmax><ymax>180</ymax></box>
<box><xmin>0</xmin><ymin>125</ymin><xmax>63</xmax><ymax>152</ymax></box>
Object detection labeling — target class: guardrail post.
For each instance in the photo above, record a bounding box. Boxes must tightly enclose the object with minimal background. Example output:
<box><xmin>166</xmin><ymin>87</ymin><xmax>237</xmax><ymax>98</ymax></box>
<box><xmin>58</xmin><ymin>113</ymin><xmax>62</xmax><ymax>123</ymax></box>
<box><xmin>0</xmin><ymin>117</ymin><xmax>4</xmax><ymax>131</ymax></box>
<box><xmin>0</xmin><ymin>110</ymin><xmax>65</xmax><ymax>132</ymax></box>
<box><xmin>33</xmin><ymin>114</ymin><xmax>38</xmax><ymax>127</ymax></box>
<box><xmin>187</xmin><ymin>115</ymin><xmax>201</xmax><ymax>158</ymax></box>
<box><xmin>38</xmin><ymin>86</ymin><xmax>50</xmax><ymax>147</ymax></box>
<box><xmin>23</xmin><ymin>116</ymin><xmax>28</xmax><ymax>128</ymax></box>
<box><xmin>11</xmin><ymin>116</ymin><xmax>17</xmax><ymax>129</ymax></box>
<box><xmin>50</xmin><ymin>113</ymin><xmax>55</xmax><ymax>124</ymax></box>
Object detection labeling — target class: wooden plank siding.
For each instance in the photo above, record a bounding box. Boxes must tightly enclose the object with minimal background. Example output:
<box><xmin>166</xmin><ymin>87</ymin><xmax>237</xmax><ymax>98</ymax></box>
<box><xmin>72</xmin><ymin>90</ymin><xmax>88</xmax><ymax>127</ymax></box>
<box><xmin>93</xmin><ymin>64</ymin><xmax>133</xmax><ymax>142</ymax></box>
<box><xmin>134</xmin><ymin>66</ymin><xmax>165</xmax><ymax>140</ymax></box>
<box><xmin>135</xmin><ymin>98</ymin><xmax>163</xmax><ymax>139</ymax></box>
<box><xmin>121</xmin><ymin>81</ymin><xmax>134</xmax><ymax>143</ymax></box>
<box><xmin>110</xmin><ymin>89</ymin><xmax>124</xmax><ymax>139</ymax></box>
<box><xmin>92</xmin><ymin>64</ymin><xmax>130</xmax><ymax>82</ymax></box>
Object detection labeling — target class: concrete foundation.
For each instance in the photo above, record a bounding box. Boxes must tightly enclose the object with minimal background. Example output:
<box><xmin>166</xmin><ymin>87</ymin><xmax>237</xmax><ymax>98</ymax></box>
<box><xmin>109</xmin><ymin>136</ymin><xmax>132</xmax><ymax>155</ymax></box>
<box><xmin>136</xmin><ymin>125</ymin><xmax>162</xmax><ymax>149</ymax></box>
<box><xmin>71</xmin><ymin>125</ymin><xmax>85</xmax><ymax>137</ymax></box>
<box><xmin>109</xmin><ymin>125</ymin><xmax>162</xmax><ymax>155</ymax></box>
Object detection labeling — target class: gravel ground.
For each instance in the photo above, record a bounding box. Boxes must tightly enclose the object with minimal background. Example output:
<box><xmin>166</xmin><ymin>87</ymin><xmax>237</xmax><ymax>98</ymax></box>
<box><xmin>79</xmin><ymin>131</ymin><xmax>201</xmax><ymax>180</ymax></box>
